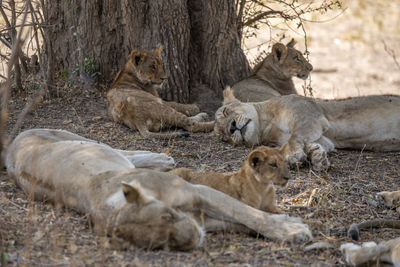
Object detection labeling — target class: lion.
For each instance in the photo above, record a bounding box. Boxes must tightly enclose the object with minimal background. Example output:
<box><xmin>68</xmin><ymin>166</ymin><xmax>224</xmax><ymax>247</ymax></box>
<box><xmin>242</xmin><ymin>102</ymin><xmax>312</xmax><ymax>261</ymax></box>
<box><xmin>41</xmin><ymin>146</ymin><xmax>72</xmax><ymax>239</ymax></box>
<box><xmin>170</xmin><ymin>145</ymin><xmax>290</xmax><ymax>213</ymax></box>
<box><xmin>232</xmin><ymin>39</ymin><xmax>313</xmax><ymax>102</ymax></box>
<box><xmin>6</xmin><ymin>129</ymin><xmax>312</xmax><ymax>251</ymax></box>
<box><xmin>107</xmin><ymin>45</ymin><xmax>214</xmax><ymax>139</ymax></box>
<box><xmin>340</xmin><ymin>190</ymin><xmax>400</xmax><ymax>266</ymax></box>
<box><xmin>214</xmin><ymin>87</ymin><xmax>400</xmax><ymax>171</ymax></box>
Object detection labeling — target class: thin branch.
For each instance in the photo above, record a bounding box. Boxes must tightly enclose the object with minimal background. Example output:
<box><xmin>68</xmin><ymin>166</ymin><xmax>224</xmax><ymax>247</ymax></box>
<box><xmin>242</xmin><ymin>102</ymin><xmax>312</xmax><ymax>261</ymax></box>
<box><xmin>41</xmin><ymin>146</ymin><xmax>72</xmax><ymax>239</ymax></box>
<box><xmin>0</xmin><ymin>0</ymin><xmax>30</xmax><ymax>166</ymax></box>
<box><xmin>243</xmin><ymin>10</ymin><xmax>284</xmax><ymax>27</ymax></box>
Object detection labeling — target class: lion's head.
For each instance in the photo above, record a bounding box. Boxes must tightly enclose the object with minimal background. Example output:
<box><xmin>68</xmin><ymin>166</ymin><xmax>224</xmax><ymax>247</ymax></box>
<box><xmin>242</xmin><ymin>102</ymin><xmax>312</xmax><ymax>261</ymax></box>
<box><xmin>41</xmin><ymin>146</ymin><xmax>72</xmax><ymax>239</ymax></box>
<box><xmin>255</xmin><ymin>39</ymin><xmax>313</xmax><ymax>80</ymax></box>
<box><xmin>114</xmin><ymin>180</ymin><xmax>204</xmax><ymax>251</ymax></box>
<box><xmin>214</xmin><ymin>87</ymin><xmax>260</xmax><ymax>146</ymax></box>
<box><xmin>112</xmin><ymin>45</ymin><xmax>167</xmax><ymax>90</ymax></box>
<box><xmin>244</xmin><ymin>146</ymin><xmax>290</xmax><ymax>187</ymax></box>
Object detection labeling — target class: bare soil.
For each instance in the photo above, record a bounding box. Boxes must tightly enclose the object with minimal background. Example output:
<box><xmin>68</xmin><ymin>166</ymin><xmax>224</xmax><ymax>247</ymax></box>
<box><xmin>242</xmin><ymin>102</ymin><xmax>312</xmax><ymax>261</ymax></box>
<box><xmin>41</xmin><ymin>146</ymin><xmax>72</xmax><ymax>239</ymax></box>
<box><xmin>0</xmin><ymin>85</ymin><xmax>399</xmax><ymax>267</ymax></box>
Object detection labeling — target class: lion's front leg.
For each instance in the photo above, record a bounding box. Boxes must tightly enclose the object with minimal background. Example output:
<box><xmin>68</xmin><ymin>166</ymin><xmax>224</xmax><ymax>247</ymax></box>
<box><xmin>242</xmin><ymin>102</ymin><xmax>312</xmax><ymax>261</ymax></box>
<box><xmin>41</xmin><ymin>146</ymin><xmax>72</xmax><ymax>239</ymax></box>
<box><xmin>185</xmin><ymin>184</ymin><xmax>312</xmax><ymax>243</ymax></box>
<box><xmin>115</xmin><ymin>149</ymin><xmax>175</xmax><ymax>171</ymax></box>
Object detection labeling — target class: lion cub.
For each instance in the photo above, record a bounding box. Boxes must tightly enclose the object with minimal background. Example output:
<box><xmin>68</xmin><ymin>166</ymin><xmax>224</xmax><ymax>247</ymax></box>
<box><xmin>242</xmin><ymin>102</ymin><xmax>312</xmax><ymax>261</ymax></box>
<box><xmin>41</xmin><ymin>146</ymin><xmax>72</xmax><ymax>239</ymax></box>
<box><xmin>170</xmin><ymin>145</ymin><xmax>290</xmax><ymax>213</ymax></box>
<box><xmin>107</xmin><ymin>45</ymin><xmax>214</xmax><ymax>138</ymax></box>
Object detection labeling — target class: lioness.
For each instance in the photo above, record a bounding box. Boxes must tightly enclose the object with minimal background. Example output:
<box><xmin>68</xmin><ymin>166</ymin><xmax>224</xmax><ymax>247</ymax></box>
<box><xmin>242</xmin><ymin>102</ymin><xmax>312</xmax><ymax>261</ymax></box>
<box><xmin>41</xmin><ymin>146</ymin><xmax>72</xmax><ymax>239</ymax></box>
<box><xmin>6</xmin><ymin>129</ymin><xmax>312</xmax><ymax>251</ymax></box>
<box><xmin>170</xmin><ymin>145</ymin><xmax>290</xmax><ymax>213</ymax></box>
<box><xmin>214</xmin><ymin>87</ymin><xmax>400</xmax><ymax>171</ymax></box>
<box><xmin>107</xmin><ymin>45</ymin><xmax>214</xmax><ymax>139</ymax></box>
<box><xmin>232</xmin><ymin>39</ymin><xmax>313</xmax><ymax>102</ymax></box>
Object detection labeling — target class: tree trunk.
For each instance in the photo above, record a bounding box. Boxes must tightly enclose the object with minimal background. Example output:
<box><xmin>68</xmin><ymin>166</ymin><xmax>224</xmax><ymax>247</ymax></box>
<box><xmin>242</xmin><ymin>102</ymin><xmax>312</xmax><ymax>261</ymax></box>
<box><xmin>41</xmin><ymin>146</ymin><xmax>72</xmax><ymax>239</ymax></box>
<box><xmin>46</xmin><ymin>0</ymin><xmax>249</xmax><ymax>106</ymax></box>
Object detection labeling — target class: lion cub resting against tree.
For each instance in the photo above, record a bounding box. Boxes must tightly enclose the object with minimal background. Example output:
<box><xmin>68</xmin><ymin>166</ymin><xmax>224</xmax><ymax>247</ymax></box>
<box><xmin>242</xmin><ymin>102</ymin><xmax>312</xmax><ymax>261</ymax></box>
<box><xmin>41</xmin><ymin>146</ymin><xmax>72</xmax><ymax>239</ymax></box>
<box><xmin>170</xmin><ymin>145</ymin><xmax>290</xmax><ymax>213</ymax></box>
<box><xmin>214</xmin><ymin>87</ymin><xmax>400</xmax><ymax>171</ymax></box>
<box><xmin>107</xmin><ymin>45</ymin><xmax>214</xmax><ymax>139</ymax></box>
<box><xmin>6</xmin><ymin>129</ymin><xmax>312</xmax><ymax>251</ymax></box>
<box><xmin>232</xmin><ymin>39</ymin><xmax>313</xmax><ymax>102</ymax></box>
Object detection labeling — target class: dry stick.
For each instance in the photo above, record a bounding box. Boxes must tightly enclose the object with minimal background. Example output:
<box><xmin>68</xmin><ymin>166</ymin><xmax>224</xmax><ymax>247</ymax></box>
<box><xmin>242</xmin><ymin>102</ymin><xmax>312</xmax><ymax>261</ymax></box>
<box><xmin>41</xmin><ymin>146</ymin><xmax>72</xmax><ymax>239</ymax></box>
<box><xmin>382</xmin><ymin>40</ymin><xmax>400</xmax><ymax>71</ymax></box>
<box><xmin>38</xmin><ymin>0</ymin><xmax>55</xmax><ymax>96</ymax></box>
<box><xmin>9</xmin><ymin>84</ymin><xmax>46</xmax><ymax>141</ymax></box>
<box><xmin>0</xmin><ymin>1</ymin><xmax>30</xmax><ymax>166</ymax></box>
<box><xmin>27</xmin><ymin>1</ymin><xmax>41</xmax><ymax>57</ymax></box>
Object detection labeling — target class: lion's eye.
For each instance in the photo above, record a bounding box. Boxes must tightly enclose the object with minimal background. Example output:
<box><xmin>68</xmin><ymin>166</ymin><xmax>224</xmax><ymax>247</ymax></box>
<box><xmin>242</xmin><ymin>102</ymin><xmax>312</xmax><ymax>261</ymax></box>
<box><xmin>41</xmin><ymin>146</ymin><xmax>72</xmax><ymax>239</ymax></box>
<box><xmin>150</xmin><ymin>64</ymin><xmax>156</xmax><ymax>71</ymax></box>
<box><xmin>269</xmin><ymin>162</ymin><xmax>278</xmax><ymax>169</ymax></box>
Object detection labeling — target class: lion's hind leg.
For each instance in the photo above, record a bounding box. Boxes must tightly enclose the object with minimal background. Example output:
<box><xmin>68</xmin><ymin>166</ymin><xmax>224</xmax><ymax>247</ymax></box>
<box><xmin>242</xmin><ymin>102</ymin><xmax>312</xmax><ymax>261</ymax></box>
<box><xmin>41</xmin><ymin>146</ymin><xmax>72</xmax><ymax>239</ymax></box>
<box><xmin>163</xmin><ymin>101</ymin><xmax>200</xmax><ymax>116</ymax></box>
<box><xmin>160</xmin><ymin>109</ymin><xmax>214</xmax><ymax>133</ymax></box>
<box><xmin>340</xmin><ymin>238</ymin><xmax>400</xmax><ymax>267</ymax></box>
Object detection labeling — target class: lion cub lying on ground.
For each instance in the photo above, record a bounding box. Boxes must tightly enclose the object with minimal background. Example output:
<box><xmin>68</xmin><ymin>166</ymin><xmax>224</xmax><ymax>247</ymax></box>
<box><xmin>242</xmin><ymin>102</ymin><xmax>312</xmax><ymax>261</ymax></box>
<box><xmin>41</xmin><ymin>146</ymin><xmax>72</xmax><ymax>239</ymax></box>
<box><xmin>340</xmin><ymin>190</ymin><xmax>400</xmax><ymax>266</ymax></box>
<box><xmin>107</xmin><ymin>45</ymin><xmax>214</xmax><ymax>139</ymax></box>
<box><xmin>232</xmin><ymin>39</ymin><xmax>313</xmax><ymax>102</ymax></box>
<box><xmin>214</xmin><ymin>87</ymin><xmax>400</xmax><ymax>171</ymax></box>
<box><xmin>170</xmin><ymin>145</ymin><xmax>290</xmax><ymax>213</ymax></box>
<box><xmin>6</xmin><ymin>129</ymin><xmax>312</xmax><ymax>251</ymax></box>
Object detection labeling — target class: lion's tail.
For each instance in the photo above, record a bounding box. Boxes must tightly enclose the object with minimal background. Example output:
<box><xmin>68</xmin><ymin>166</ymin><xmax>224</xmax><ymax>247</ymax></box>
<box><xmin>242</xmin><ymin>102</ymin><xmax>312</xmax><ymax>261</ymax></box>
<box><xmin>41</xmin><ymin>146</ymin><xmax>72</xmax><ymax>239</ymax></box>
<box><xmin>136</xmin><ymin>125</ymin><xmax>190</xmax><ymax>140</ymax></box>
<box><xmin>348</xmin><ymin>219</ymin><xmax>400</xmax><ymax>241</ymax></box>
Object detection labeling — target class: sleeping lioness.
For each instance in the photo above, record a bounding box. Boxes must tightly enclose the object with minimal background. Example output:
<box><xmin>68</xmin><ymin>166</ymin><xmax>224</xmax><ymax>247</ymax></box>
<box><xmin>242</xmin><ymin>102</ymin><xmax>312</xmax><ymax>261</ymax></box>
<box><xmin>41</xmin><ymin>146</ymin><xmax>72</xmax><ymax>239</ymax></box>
<box><xmin>214</xmin><ymin>87</ymin><xmax>400</xmax><ymax>171</ymax></box>
<box><xmin>232</xmin><ymin>39</ymin><xmax>313</xmax><ymax>102</ymax></box>
<box><xmin>170</xmin><ymin>145</ymin><xmax>290</xmax><ymax>213</ymax></box>
<box><xmin>6</xmin><ymin>129</ymin><xmax>312</xmax><ymax>251</ymax></box>
<box><xmin>107</xmin><ymin>45</ymin><xmax>214</xmax><ymax>138</ymax></box>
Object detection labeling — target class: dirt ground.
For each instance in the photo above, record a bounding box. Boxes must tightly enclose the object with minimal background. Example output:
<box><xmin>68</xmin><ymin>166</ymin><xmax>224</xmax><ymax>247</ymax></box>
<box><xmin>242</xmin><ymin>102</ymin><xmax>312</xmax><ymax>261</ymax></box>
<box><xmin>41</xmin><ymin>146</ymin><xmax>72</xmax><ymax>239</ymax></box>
<box><xmin>1</xmin><ymin>1</ymin><xmax>400</xmax><ymax>266</ymax></box>
<box><xmin>0</xmin><ymin>87</ymin><xmax>399</xmax><ymax>267</ymax></box>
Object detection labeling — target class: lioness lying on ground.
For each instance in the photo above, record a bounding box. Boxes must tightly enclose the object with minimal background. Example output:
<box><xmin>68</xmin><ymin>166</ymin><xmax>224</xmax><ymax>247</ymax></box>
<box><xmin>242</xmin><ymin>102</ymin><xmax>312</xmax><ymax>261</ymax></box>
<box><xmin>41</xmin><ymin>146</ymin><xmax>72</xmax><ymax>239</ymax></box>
<box><xmin>232</xmin><ymin>39</ymin><xmax>313</xmax><ymax>102</ymax></box>
<box><xmin>170</xmin><ymin>145</ymin><xmax>290</xmax><ymax>213</ymax></box>
<box><xmin>214</xmin><ymin>87</ymin><xmax>400</xmax><ymax>171</ymax></box>
<box><xmin>107</xmin><ymin>45</ymin><xmax>214</xmax><ymax>139</ymax></box>
<box><xmin>340</xmin><ymin>190</ymin><xmax>400</xmax><ymax>266</ymax></box>
<box><xmin>6</xmin><ymin>129</ymin><xmax>312</xmax><ymax>251</ymax></box>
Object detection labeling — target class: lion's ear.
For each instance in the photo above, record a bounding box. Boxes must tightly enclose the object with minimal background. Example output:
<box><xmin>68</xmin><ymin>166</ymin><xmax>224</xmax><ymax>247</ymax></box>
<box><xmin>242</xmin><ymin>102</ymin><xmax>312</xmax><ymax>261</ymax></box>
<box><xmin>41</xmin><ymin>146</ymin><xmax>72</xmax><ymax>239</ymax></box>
<box><xmin>248</xmin><ymin>150</ymin><xmax>266</xmax><ymax>169</ymax></box>
<box><xmin>154</xmin><ymin>44</ymin><xmax>163</xmax><ymax>57</ymax></box>
<box><xmin>223</xmin><ymin>86</ymin><xmax>240</xmax><ymax>105</ymax></box>
<box><xmin>286</xmin><ymin>38</ymin><xmax>296</xmax><ymax>48</ymax></box>
<box><xmin>121</xmin><ymin>181</ymin><xmax>153</xmax><ymax>204</ymax></box>
<box><xmin>272</xmin><ymin>43</ymin><xmax>288</xmax><ymax>63</ymax></box>
<box><xmin>130</xmin><ymin>50</ymin><xmax>146</xmax><ymax>66</ymax></box>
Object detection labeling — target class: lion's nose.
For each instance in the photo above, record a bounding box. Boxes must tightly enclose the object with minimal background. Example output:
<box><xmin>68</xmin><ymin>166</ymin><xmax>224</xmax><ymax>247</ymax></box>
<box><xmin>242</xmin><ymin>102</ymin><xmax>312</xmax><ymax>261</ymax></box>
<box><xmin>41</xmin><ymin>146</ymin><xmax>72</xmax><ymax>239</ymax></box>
<box><xmin>307</xmin><ymin>62</ymin><xmax>313</xmax><ymax>71</ymax></box>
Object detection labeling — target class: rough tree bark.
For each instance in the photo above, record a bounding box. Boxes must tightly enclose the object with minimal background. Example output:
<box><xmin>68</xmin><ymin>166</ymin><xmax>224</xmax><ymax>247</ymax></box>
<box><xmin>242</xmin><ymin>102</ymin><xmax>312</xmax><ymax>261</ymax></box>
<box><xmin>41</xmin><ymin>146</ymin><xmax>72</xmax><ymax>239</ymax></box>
<box><xmin>46</xmin><ymin>0</ymin><xmax>250</xmax><ymax>105</ymax></box>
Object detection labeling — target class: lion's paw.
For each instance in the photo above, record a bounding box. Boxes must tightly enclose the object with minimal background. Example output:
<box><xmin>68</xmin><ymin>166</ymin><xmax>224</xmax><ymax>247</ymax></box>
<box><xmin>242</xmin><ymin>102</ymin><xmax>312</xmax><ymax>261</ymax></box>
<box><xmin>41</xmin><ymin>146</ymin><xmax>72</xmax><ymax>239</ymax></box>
<box><xmin>190</xmin><ymin>112</ymin><xmax>208</xmax><ymax>122</ymax></box>
<box><xmin>286</xmin><ymin>148</ymin><xmax>307</xmax><ymax>167</ymax></box>
<box><xmin>269</xmin><ymin>215</ymin><xmax>312</xmax><ymax>244</ymax></box>
<box><xmin>340</xmin><ymin>242</ymin><xmax>377</xmax><ymax>266</ymax></box>
<box><xmin>124</xmin><ymin>151</ymin><xmax>176</xmax><ymax>171</ymax></box>
<box><xmin>305</xmin><ymin>143</ymin><xmax>330</xmax><ymax>172</ymax></box>
<box><xmin>377</xmin><ymin>191</ymin><xmax>400</xmax><ymax>209</ymax></box>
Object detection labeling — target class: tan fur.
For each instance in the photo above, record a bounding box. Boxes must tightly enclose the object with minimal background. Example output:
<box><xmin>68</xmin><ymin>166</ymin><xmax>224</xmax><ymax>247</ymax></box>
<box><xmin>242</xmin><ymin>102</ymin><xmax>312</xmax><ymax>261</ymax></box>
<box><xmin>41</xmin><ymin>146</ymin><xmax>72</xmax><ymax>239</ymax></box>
<box><xmin>214</xmin><ymin>87</ymin><xmax>400</xmax><ymax>171</ymax></box>
<box><xmin>170</xmin><ymin>146</ymin><xmax>290</xmax><ymax>213</ymax></box>
<box><xmin>341</xmin><ymin>238</ymin><xmax>400</xmax><ymax>267</ymax></box>
<box><xmin>232</xmin><ymin>39</ymin><xmax>313</xmax><ymax>102</ymax></box>
<box><xmin>107</xmin><ymin>45</ymin><xmax>214</xmax><ymax>139</ymax></box>
<box><xmin>6</xmin><ymin>129</ymin><xmax>312</xmax><ymax>251</ymax></box>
